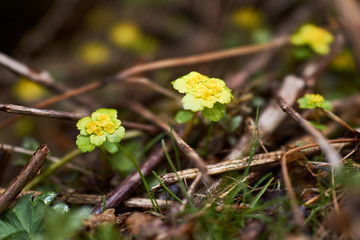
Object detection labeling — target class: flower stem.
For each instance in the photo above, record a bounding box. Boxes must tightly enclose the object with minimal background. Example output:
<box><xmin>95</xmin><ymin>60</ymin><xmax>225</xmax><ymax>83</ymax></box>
<box><xmin>182</xmin><ymin>112</ymin><xmax>197</xmax><ymax>141</ymax></box>
<box><xmin>24</xmin><ymin>149</ymin><xmax>81</xmax><ymax>190</ymax></box>
<box><xmin>203</xmin><ymin>121</ymin><xmax>215</xmax><ymax>156</ymax></box>
<box><xmin>117</xmin><ymin>144</ymin><xmax>161</xmax><ymax>212</ymax></box>
<box><xmin>314</xmin><ymin>109</ymin><xmax>320</xmax><ymax>124</ymax></box>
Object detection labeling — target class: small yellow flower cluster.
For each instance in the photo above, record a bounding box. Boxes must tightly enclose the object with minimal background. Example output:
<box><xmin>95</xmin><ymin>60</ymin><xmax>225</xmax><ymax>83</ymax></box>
<box><xmin>109</xmin><ymin>21</ymin><xmax>158</xmax><ymax>55</ymax></box>
<box><xmin>78</xmin><ymin>42</ymin><xmax>109</xmax><ymax>65</ymax></box>
<box><xmin>308</xmin><ymin>94</ymin><xmax>324</xmax><ymax>104</ymax></box>
<box><xmin>232</xmin><ymin>7</ymin><xmax>262</xmax><ymax>30</ymax></box>
<box><xmin>330</xmin><ymin>50</ymin><xmax>356</xmax><ymax>72</ymax></box>
<box><xmin>297</xmin><ymin>93</ymin><xmax>332</xmax><ymax>110</ymax></box>
<box><xmin>109</xmin><ymin>22</ymin><xmax>141</xmax><ymax>48</ymax></box>
<box><xmin>12</xmin><ymin>77</ymin><xmax>47</xmax><ymax>102</ymax></box>
<box><xmin>172</xmin><ymin>72</ymin><xmax>233</xmax><ymax>112</ymax></box>
<box><xmin>290</xmin><ymin>24</ymin><xmax>334</xmax><ymax>55</ymax></box>
<box><xmin>76</xmin><ymin>109</ymin><xmax>125</xmax><ymax>152</ymax></box>
<box><xmin>86</xmin><ymin>114</ymin><xmax>115</xmax><ymax>136</ymax></box>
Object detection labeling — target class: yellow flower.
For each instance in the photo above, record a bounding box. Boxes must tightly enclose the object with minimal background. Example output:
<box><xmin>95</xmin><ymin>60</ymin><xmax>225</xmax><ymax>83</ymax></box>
<box><xmin>172</xmin><ymin>71</ymin><xmax>233</xmax><ymax>112</ymax></box>
<box><xmin>232</xmin><ymin>7</ymin><xmax>262</xmax><ymax>30</ymax></box>
<box><xmin>109</xmin><ymin>22</ymin><xmax>141</xmax><ymax>48</ymax></box>
<box><xmin>78</xmin><ymin>42</ymin><xmax>109</xmax><ymax>65</ymax></box>
<box><xmin>76</xmin><ymin>109</ymin><xmax>126</xmax><ymax>152</ymax></box>
<box><xmin>297</xmin><ymin>93</ymin><xmax>332</xmax><ymax>110</ymax></box>
<box><xmin>290</xmin><ymin>24</ymin><xmax>334</xmax><ymax>55</ymax></box>
<box><xmin>330</xmin><ymin>50</ymin><xmax>356</xmax><ymax>72</ymax></box>
<box><xmin>12</xmin><ymin>77</ymin><xmax>47</xmax><ymax>102</ymax></box>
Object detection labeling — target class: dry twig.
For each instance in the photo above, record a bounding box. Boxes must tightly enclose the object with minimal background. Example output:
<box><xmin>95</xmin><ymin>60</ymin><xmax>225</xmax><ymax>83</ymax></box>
<box><xmin>0</xmin><ymin>103</ymin><xmax>157</xmax><ymax>133</ymax></box>
<box><xmin>91</xmin><ymin>142</ymin><xmax>171</xmax><ymax>214</ymax></box>
<box><xmin>0</xmin><ymin>37</ymin><xmax>287</xmax><ymax>131</ymax></box>
<box><xmin>0</xmin><ymin>145</ymin><xmax>49</xmax><ymax>214</ymax></box>
<box><xmin>130</xmin><ymin>101</ymin><xmax>211</xmax><ymax>184</ymax></box>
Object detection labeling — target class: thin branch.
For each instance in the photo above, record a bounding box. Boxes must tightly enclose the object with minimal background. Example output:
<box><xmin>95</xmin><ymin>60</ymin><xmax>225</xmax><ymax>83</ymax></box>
<box><xmin>0</xmin><ymin>143</ymin><xmax>92</xmax><ymax>176</ymax></box>
<box><xmin>278</xmin><ymin>98</ymin><xmax>341</xmax><ymax>168</ymax></box>
<box><xmin>0</xmin><ymin>37</ymin><xmax>288</xmax><ymax>131</ymax></box>
<box><xmin>130</xmin><ymin>101</ymin><xmax>211</xmax><ymax>184</ymax></box>
<box><xmin>0</xmin><ymin>51</ymin><xmax>96</xmax><ymax>108</ymax></box>
<box><xmin>0</xmin><ymin>103</ymin><xmax>85</xmax><ymax>121</ymax></box>
<box><xmin>91</xmin><ymin>142</ymin><xmax>171</xmax><ymax>214</ymax></box>
<box><xmin>0</xmin><ymin>189</ymin><xmax>174</xmax><ymax>210</ymax></box>
<box><xmin>0</xmin><ymin>51</ymin><xmax>66</xmax><ymax>93</ymax></box>
<box><xmin>0</xmin><ymin>103</ymin><xmax>157</xmax><ymax>133</ymax></box>
<box><xmin>0</xmin><ymin>145</ymin><xmax>49</xmax><ymax>214</ymax></box>
<box><xmin>152</xmin><ymin>139</ymin><xmax>360</xmax><ymax>190</ymax></box>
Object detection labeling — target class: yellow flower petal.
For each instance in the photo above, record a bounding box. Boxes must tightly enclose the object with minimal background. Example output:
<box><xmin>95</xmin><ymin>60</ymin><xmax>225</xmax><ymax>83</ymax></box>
<box><xmin>12</xmin><ymin>77</ymin><xmax>47</xmax><ymax>102</ymax></box>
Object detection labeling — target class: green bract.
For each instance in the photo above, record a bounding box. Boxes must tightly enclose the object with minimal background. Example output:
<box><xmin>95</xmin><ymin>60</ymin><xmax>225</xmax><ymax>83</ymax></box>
<box><xmin>171</xmin><ymin>71</ymin><xmax>233</xmax><ymax>122</ymax></box>
<box><xmin>297</xmin><ymin>93</ymin><xmax>332</xmax><ymax>110</ymax></box>
<box><xmin>76</xmin><ymin>108</ymin><xmax>125</xmax><ymax>152</ymax></box>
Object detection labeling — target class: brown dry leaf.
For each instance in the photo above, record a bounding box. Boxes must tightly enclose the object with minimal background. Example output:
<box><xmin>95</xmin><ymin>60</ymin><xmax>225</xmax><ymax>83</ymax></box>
<box><xmin>84</xmin><ymin>208</ymin><xmax>116</xmax><ymax>229</ymax></box>
<box><xmin>126</xmin><ymin>212</ymin><xmax>166</xmax><ymax>238</ymax></box>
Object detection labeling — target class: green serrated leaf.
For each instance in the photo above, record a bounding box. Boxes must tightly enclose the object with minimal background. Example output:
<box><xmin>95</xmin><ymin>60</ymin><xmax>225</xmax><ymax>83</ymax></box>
<box><xmin>175</xmin><ymin>110</ymin><xmax>194</xmax><ymax>124</ymax></box>
<box><xmin>0</xmin><ymin>192</ymin><xmax>57</xmax><ymax>240</ymax></box>
<box><xmin>202</xmin><ymin>103</ymin><xmax>226</xmax><ymax>122</ymax></box>
<box><xmin>76</xmin><ymin>135</ymin><xmax>95</xmax><ymax>153</ymax></box>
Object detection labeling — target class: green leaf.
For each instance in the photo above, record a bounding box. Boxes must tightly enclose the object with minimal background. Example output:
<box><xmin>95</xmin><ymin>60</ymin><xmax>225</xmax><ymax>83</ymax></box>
<box><xmin>175</xmin><ymin>110</ymin><xmax>194</xmax><ymax>124</ymax></box>
<box><xmin>103</xmin><ymin>141</ymin><xmax>119</xmax><ymax>154</ymax></box>
<box><xmin>202</xmin><ymin>102</ymin><xmax>226</xmax><ymax>122</ymax></box>
<box><xmin>38</xmin><ymin>207</ymin><xmax>89</xmax><ymax>240</ymax></box>
<box><xmin>219</xmin><ymin>114</ymin><xmax>242</xmax><ymax>132</ymax></box>
<box><xmin>76</xmin><ymin>117</ymin><xmax>91</xmax><ymax>135</ymax></box>
<box><xmin>0</xmin><ymin>192</ymin><xmax>56</xmax><ymax>240</ymax></box>
<box><xmin>76</xmin><ymin>135</ymin><xmax>95</xmax><ymax>152</ymax></box>
<box><xmin>106</xmin><ymin>126</ymin><xmax>126</xmax><ymax>143</ymax></box>
<box><xmin>309</xmin><ymin>121</ymin><xmax>327</xmax><ymax>131</ymax></box>
<box><xmin>90</xmin><ymin>134</ymin><xmax>106</xmax><ymax>146</ymax></box>
<box><xmin>319</xmin><ymin>101</ymin><xmax>332</xmax><ymax>111</ymax></box>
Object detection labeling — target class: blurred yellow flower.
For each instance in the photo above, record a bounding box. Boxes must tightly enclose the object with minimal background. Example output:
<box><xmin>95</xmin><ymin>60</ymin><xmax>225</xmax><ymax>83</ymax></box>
<box><xmin>330</xmin><ymin>50</ymin><xmax>356</xmax><ymax>72</ymax></box>
<box><xmin>12</xmin><ymin>77</ymin><xmax>47</xmax><ymax>102</ymax></box>
<box><xmin>78</xmin><ymin>42</ymin><xmax>109</xmax><ymax>65</ymax></box>
<box><xmin>290</xmin><ymin>24</ymin><xmax>334</xmax><ymax>55</ymax></box>
<box><xmin>109</xmin><ymin>22</ymin><xmax>141</xmax><ymax>48</ymax></box>
<box><xmin>13</xmin><ymin>118</ymin><xmax>35</xmax><ymax>136</ymax></box>
<box><xmin>232</xmin><ymin>7</ymin><xmax>262</xmax><ymax>30</ymax></box>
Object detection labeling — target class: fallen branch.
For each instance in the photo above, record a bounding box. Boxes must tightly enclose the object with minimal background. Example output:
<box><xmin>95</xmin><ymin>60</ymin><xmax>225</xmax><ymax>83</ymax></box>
<box><xmin>278</xmin><ymin>98</ymin><xmax>341</xmax><ymax>167</ymax></box>
<box><xmin>91</xmin><ymin>142</ymin><xmax>171</xmax><ymax>214</ymax></box>
<box><xmin>130</xmin><ymin>101</ymin><xmax>211</xmax><ymax>184</ymax></box>
<box><xmin>0</xmin><ymin>103</ymin><xmax>157</xmax><ymax>133</ymax></box>
<box><xmin>0</xmin><ymin>145</ymin><xmax>49</xmax><ymax>214</ymax></box>
<box><xmin>152</xmin><ymin>139</ymin><xmax>360</xmax><ymax>191</ymax></box>
<box><xmin>0</xmin><ymin>189</ymin><xmax>174</xmax><ymax>210</ymax></box>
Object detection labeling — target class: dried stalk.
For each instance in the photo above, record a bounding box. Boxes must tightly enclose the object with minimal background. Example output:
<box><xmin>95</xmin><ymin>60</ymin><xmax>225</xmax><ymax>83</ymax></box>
<box><xmin>278</xmin><ymin>98</ymin><xmax>341</xmax><ymax>167</ymax></box>
<box><xmin>91</xmin><ymin>142</ymin><xmax>171</xmax><ymax>214</ymax></box>
<box><xmin>0</xmin><ymin>189</ymin><xmax>174</xmax><ymax>210</ymax></box>
<box><xmin>0</xmin><ymin>37</ymin><xmax>287</xmax><ymax>131</ymax></box>
<box><xmin>0</xmin><ymin>145</ymin><xmax>49</xmax><ymax>214</ymax></box>
<box><xmin>130</xmin><ymin>101</ymin><xmax>211</xmax><ymax>184</ymax></box>
<box><xmin>0</xmin><ymin>103</ymin><xmax>157</xmax><ymax>133</ymax></box>
<box><xmin>152</xmin><ymin>139</ymin><xmax>360</xmax><ymax>191</ymax></box>
<box><xmin>151</xmin><ymin>151</ymin><xmax>285</xmax><ymax>191</ymax></box>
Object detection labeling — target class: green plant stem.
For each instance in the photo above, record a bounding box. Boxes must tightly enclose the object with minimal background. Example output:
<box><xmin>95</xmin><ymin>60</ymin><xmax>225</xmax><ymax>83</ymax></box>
<box><xmin>161</xmin><ymin>140</ymin><xmax>194</xmax><ymax>208</ymax></box>
<box><xmin>117</xmin><ymin>144</ymin><xmax>160</xmax><ymax>212</ymax></box>
<box><xmin>314</xmin><ymin>109</ymin><xmax>320</xmax><ymax>124</ymax></box>
<box><xmin>170</xmin><ymin>125</ymin><xmax>181</xmax><ymax>170</ymax></box>
<box><xmin>152</xmin><ymin>171</ymin><xmax>182</xmax><ymax>202</ymax></box>
<box><xmin>203</xmin><ymin>121</ymin><xmax>215</xmax><ymax>156</ymax></box>
<box><xmin>24</xmin><ymin>149</ymin><xmax>82</xmax><ymax>191</ymax></box>
<box><xmin>182</xmin><ymin>112</ymin><xmax>197</xmax><ymax>141</ymax></box>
